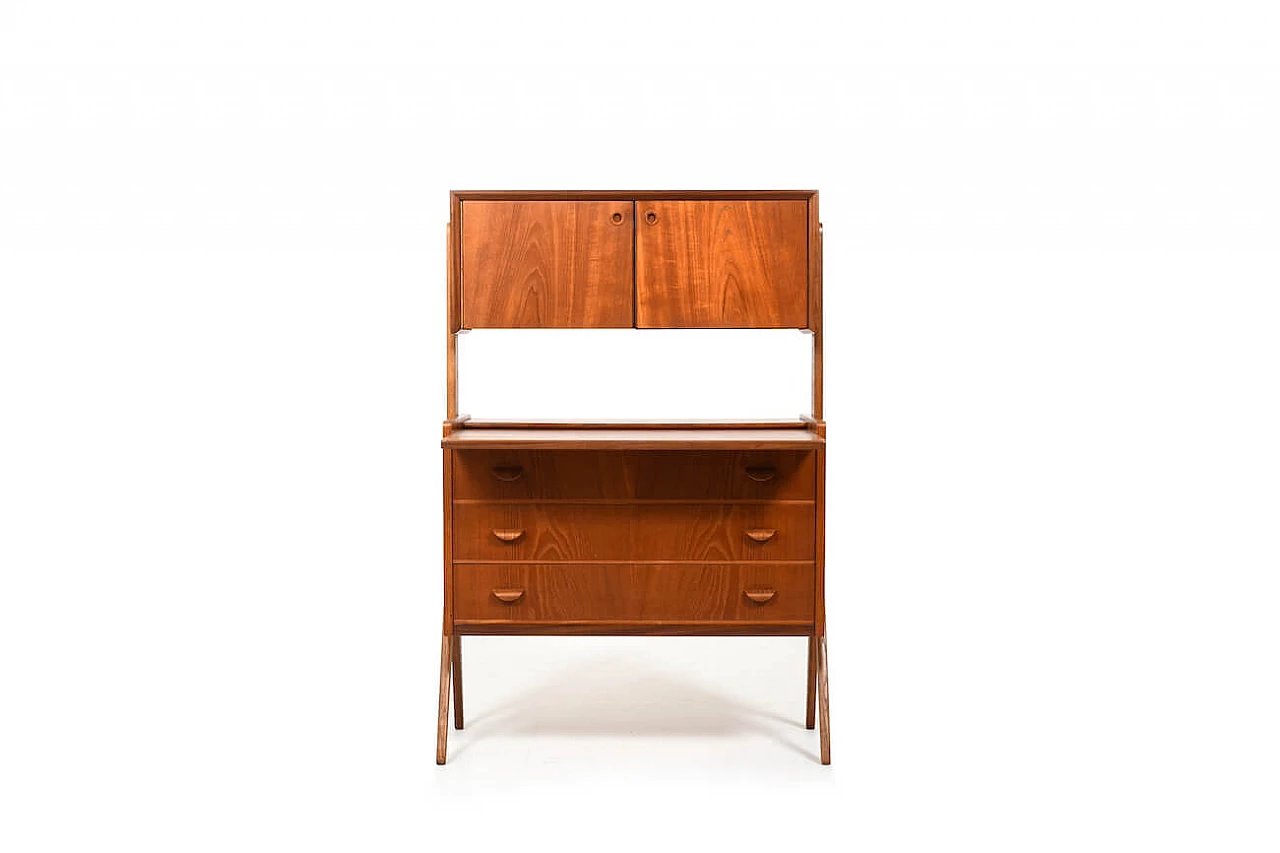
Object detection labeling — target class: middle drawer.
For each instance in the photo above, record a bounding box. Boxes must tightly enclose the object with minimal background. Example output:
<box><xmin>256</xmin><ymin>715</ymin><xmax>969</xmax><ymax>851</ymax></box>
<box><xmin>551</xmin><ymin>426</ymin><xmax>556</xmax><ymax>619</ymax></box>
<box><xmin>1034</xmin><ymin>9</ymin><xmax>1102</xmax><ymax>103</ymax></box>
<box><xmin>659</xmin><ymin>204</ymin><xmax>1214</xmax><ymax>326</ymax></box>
<box><xmin>453</xmin><ymin>503</ymin><xmax>815</xmax><ymax>561</ymax></box>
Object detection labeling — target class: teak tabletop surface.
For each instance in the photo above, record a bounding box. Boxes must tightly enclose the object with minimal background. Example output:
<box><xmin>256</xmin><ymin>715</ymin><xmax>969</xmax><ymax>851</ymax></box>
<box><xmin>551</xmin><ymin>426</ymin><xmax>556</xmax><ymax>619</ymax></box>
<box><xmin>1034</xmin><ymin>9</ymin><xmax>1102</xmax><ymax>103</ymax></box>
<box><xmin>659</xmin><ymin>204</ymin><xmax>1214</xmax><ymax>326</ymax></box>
<box><xmin>441</xmin><ymin>427</ymin><xmax>824</xmax><ymax>450</ymax></box>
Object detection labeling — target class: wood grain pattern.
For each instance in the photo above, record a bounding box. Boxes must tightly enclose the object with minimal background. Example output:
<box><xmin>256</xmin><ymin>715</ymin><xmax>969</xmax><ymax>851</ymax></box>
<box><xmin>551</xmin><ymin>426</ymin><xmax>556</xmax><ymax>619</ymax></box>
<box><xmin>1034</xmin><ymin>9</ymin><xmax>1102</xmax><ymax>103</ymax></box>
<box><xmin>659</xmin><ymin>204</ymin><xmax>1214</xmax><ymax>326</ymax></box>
<box><xmin>442</xmin><ymin>448</ymin><xmax>453</xmax><ymax>629</ymax></box>
<box><xmin>806</xmin><ymin>634</ymin><xmax>818</xmax><ymax>730</ymax></box>
<box><xmin>636</xmin><ymin>200</ymin><xmax>809</xmax><ymax>328</ymax></box>
<box><xmin>818</xmin><ymin>634</ymin><xmax>831</xmax><ymax>764</ymax></box>
<box><xmin>453</xmin><ymin>450</ymin><xmax>815</xmax><ymax>500</ymax></box>
<box><xmin>436</xmin><ymin>634</ymin><xmax>451</xmax><ymax>765</ymax></box>
<box><xmin>815</xmin><ymin>444</ymin><xmax>826</xmax><ymax>639</ymax></box>
<box><xmin>443</xmin><ymin>428</ymin><xmax>823</xmax><ymax>450</ymax></box>
<box><xmin>454</xmin><ymin>503</ymin><xmax>815</xmax><ymax>561</ymax></box>
<box><xmin>453</xmin><ymin>563</ymin><xmax>814</xmax><ymax>623</ymax></box>
<box><xmin>439</xmin><ymin>190</ymin><xmax>831</xmax><ymax>762</ymax></box>
<box><xmin>460</xmin><ymin>201</ymin><xmax>633</xmax><ymax>328</ymax></box>
<box><xmin>451</xmin><ymin>636</ymin><xmax>463</xmax><ymax>730</ymax></box>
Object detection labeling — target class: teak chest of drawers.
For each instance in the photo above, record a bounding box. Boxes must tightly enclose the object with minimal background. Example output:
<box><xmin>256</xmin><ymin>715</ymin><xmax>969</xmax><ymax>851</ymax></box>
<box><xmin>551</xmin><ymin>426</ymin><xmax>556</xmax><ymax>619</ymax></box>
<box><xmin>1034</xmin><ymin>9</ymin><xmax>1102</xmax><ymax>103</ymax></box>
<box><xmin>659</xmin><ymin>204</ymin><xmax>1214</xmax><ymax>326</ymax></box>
<box><xmin>437</xmin><ymin>191</ymin><xmax>829</xmax><ymax>764</ymax></box>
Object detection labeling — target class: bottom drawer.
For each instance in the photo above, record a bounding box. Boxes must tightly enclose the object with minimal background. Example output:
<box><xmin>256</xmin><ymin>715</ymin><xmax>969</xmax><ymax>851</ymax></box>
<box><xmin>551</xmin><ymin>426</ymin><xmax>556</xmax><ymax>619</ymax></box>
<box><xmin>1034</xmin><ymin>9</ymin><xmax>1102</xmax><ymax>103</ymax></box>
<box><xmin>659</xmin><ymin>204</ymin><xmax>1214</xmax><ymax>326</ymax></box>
<box><xmin>453</xmin><ymin>563</ymin><xmax>814</xmax><ymax>624</ymax></box>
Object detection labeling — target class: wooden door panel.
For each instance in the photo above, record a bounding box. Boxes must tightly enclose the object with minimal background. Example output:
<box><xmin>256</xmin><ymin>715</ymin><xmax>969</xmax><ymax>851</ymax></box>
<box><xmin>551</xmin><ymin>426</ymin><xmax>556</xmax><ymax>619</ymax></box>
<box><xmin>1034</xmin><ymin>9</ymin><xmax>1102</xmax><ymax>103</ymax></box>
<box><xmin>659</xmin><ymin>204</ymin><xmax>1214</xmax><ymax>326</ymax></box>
<box><xmin>635</xmin><ymin>200</ymin><xmax>809</xmax><ymax>328</ymax></box>
<box><xmin>460</xmin><ymin>201</ymin><xmax>634</xmax><ymax>328</ymax></box>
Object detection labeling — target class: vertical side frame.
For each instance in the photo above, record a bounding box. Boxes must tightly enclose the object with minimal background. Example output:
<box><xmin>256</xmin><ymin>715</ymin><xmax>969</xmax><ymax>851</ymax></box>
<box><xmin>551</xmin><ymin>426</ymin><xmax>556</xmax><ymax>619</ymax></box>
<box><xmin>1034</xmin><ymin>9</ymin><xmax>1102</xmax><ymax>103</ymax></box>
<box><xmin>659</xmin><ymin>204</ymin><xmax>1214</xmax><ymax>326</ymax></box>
<box><xmin>808</xmin><ymin>192</ymin><xmax>823</xmax><ymax>420</ymax></box>
<box><xmin>446</xmin><ymin>193</ymin><xmax>462</xmax><ymax>419</ymax></box>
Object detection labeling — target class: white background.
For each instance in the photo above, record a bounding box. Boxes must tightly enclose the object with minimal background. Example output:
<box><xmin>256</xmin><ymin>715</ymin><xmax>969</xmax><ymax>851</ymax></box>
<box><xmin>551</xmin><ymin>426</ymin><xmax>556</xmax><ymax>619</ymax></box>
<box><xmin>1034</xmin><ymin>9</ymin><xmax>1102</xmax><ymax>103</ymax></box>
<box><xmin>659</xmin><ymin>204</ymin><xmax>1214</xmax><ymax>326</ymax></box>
<box><xmin>2</xmin><ymin>2</ymin><xmax>1279</xmax><ymax>850</ymax></box>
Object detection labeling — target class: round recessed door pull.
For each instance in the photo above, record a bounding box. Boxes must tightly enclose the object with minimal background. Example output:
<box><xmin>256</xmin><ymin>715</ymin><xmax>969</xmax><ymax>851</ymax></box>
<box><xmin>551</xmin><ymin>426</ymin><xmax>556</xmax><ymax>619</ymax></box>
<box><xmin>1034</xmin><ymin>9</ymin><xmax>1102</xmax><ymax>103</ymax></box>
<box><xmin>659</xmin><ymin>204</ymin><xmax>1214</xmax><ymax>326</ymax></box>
<box><xmin>611</xmin><ymin>211</ymin><xmax>624</xmax><ymax>224</ymax></box>
<box><xmin>743</xmin><ymin>589</ymin><xmax>777</xmax><ymax>604</ymax></box>
<box><xmin>645</xmin><ymin>210</ymin><xmax>657</xmax><ymax>224</ymax></box>
<box><xmin>745</xmin><ymin>528</ymin><xmax>777</xmax><ymax>543</ymax></box>
<box><xmin>491</xmin><ymin>528</ymin><xmax>525</xmax><ymax>543</ymax></box>
<box><xmin>491</xmin><ymin>465</ymin><xmax>524</xmax><ymax>482</ymax></box>
<box><xmin>744</xmin><ymin>466</ymin><xmax>777</xmax><ymax>482</ymax></box>
<box><xmin>492</xmin><ymin>588</ymin><xmax>525</xmax><ymax>603</ymax></box>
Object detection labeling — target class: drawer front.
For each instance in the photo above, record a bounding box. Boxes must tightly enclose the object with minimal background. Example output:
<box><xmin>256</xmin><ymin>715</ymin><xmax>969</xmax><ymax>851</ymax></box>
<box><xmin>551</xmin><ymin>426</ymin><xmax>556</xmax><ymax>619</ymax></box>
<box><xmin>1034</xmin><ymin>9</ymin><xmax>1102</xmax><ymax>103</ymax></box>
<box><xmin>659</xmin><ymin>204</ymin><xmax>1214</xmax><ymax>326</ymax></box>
<box><xmin>453</xmin><ymin>451</ymin><xmax>630</xmax><ymax>500</ymax></box>
<box><xmin>454</xmin><ymin>563</ymin><xmax>814</xmax><ymax>623</ymax></box>
<box><xmin>454</xmin><ymin>504</ymin><xmax>630</xmax><ymax>561</ymax></box>
<box><xmin>454</xmin><ymin>503</ymin><xmax>815</xmax><ymax>561</ymax></box>
<box><xmin>453</xmin><ymin>450</ymin><xmax>815</xmax><ymax>500</ymax></box>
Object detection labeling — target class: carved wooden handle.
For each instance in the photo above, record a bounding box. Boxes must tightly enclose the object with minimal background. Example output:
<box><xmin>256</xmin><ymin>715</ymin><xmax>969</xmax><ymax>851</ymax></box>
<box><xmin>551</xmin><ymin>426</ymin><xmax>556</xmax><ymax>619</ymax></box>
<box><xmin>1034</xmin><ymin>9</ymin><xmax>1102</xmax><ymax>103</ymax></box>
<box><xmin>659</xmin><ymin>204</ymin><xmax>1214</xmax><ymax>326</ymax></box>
<box><xmin>491</xmin><ymin>528</ymin><xmax>525</xmax><ymax>542</ymax></box>
<box><xmin>744</xmin><ymin>466</ymin><xmax>776</xmax><ymax>482</ymax></box>
<box><xmin>491</xmin><ymin>465</ymin><xmax>524</xmax><ymax>482</ymax></box>
<box><xmin>744</xmin><ymin>589</ymin><xmax>777</xmax><ymax>604</ymax></box>
<box><xmin>491</xmin><ymin>588</ymin><xmax>525</xmax><ymax>603</ymax></box>
<box><xmin>745</xmin><ymin>528</ymin><xmax>777</xmax><ymax>543</ymax></box>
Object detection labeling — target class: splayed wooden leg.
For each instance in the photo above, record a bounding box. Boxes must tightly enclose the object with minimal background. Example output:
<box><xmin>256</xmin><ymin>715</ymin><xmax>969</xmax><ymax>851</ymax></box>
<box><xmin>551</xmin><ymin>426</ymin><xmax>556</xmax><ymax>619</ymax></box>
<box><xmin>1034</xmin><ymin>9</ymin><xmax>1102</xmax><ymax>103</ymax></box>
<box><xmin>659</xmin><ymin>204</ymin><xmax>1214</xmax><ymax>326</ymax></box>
<box><xmin>451</xmin><ymin>635</ymin><xmax>464</xmax><ymax>730</ymax></box>
<box><xmin>806</xmin><ymin>634</ymin><xmax>818</xmax><ymax>729</ymax></box>
<box><xmin>817</xmin><ymin>634</ymin><xmax>831</xmax><ymax>764</ymax></box>
<box><xmin>436</xmin><ymin>633</ymin><xmax>452</xmax><ymax>765</ymax></box>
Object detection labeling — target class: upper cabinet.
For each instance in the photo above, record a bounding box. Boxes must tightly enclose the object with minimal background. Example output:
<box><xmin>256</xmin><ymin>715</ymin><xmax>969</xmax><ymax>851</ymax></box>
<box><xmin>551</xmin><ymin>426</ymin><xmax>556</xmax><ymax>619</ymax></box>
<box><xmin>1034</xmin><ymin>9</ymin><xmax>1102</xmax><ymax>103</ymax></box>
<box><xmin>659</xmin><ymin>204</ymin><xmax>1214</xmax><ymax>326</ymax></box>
<box><xmin>460</xmin><ymin>201</ymin><xmax>634</xmax><ymax>328</ymax></box>
<box><xmin>635</xmin><ymin>200</ymin><xmax>809</xmax><ymax>328</ymax></box>
<box><xmin>454</xmin><ymin>193</ymin><xmax>814</xmax><ymax>330</ymax></box>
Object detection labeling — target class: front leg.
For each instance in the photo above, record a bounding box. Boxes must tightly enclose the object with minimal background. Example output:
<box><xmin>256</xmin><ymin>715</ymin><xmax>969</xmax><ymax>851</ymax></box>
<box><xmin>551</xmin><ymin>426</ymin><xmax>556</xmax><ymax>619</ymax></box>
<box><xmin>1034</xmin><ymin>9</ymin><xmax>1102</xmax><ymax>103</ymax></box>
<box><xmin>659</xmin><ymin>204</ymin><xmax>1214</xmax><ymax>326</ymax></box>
<box><xmin>436</xmin><ymin>633</ymin><xmax>452</xmax><ymax>764</ymax></box>
<box><xmin>817</xmin><ymin>634</ymin><xmax>831</xmax><ymax>765</ymax></box>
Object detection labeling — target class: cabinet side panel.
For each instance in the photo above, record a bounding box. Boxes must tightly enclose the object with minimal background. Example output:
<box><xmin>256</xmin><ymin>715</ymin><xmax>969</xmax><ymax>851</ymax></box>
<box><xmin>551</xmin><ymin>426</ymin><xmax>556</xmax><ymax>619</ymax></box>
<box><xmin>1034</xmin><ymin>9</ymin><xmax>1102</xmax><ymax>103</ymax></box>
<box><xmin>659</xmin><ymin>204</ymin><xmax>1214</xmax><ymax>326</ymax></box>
<box><xmin>443</xmin><ymin>447</ymin><xmax>454</xmax><ymax>631</ymax></box>
<box><xmin>815</xmin><ymin>445</ymin><xmax>826</xmax><ymax>636</ymax></box>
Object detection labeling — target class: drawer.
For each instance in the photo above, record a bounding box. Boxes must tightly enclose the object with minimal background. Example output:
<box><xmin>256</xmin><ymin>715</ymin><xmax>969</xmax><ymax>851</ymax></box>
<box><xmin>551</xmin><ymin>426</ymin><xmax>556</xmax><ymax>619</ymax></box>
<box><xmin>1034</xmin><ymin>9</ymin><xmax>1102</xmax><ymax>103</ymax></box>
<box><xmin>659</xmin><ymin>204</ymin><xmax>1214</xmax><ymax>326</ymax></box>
<box><xmin>453</xmin><ymin>563</ymin><xmax>814</xmax><ymax>623</ymax></box>
<box><xmin>453</xmin><ymin>503</ymin><xmax>815</xmax><ymax>561</ymax></box>
<box><xmin>453</xmin><ymin>451</ymin><xmax>630</xmax><ymax>499</ymax></box>
<box><xmin>453</xmin><ymin>450</ymin><xmax>815</xmax><ymax>500</ymax></box>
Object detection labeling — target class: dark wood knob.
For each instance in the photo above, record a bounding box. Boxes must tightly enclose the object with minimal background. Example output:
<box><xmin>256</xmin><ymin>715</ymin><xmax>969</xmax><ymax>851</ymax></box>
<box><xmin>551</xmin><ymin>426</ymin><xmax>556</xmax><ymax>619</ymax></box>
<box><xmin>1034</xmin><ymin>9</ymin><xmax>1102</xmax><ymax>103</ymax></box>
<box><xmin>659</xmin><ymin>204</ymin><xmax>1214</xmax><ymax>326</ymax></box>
<box><xmin>744</xmin><ymin>466</ymin><xmax>776</xmax><ymax>482</ymax></box>
<box><xmin>743</xmin><ymin>589</ymin><xmax>777</xmax><ymax>604</ymax></box>
<box><xmin>745</xmin><ymin>528</ymin><xmax>777</xmax><ymax>543</ymax></box>
<box><xmin>491</xmin><ymin>528</ymin><xmax>525</xmax><ymax>542</ymax></box>
<box><xmin>492</xmin><ymin>588</ymin><xmax>525</xmax><ymax>603</ymax></box>
<box><xmin>491</xmin><ymin>465</ymin><xmax>524</xmax><ymax>482</ymax></box>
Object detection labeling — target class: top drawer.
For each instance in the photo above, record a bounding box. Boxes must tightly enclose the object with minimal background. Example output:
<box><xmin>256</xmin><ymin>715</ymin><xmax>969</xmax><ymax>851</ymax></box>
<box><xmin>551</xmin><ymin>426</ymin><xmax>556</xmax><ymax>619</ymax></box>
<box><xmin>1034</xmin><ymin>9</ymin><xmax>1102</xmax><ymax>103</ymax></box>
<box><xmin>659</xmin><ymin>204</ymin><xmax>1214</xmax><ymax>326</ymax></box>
<box><xmin>453</xmin><ymin>450</ymin><xmax>815</xmax><ymax>501</ymax></box>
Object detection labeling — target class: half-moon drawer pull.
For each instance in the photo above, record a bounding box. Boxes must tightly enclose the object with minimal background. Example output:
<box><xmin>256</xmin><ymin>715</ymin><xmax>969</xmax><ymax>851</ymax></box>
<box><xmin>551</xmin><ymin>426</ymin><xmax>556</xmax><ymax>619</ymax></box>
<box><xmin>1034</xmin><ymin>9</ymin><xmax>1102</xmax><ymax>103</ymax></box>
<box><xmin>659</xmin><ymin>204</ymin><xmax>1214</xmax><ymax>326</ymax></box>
<box><xmin>745</xmin><ymin>528</ymin><xmax>777</xmax><ymax>543</ymax></box>
<box><xmin>491</xmin><ymin>465</ymin><xmax>524</xmax><ymax>482</ymax></box>
<box><xmin>491</xmin><ymin>528</ymin><xmax>525</xmax><ymax>543</ymax></box>
<box><xmin>491</xmin><ymin>588</ymin><xmax>525</xmax><ymax>603</ymax></box>
<box><xmin>743</xmin><ymin>589</ymin><xmax>777</xmax><ymax>604</ymax></box>
<box><xmin>744</xmin><ymin>466</ymin><xmax>777</xmax><ymax>482</ymax></box>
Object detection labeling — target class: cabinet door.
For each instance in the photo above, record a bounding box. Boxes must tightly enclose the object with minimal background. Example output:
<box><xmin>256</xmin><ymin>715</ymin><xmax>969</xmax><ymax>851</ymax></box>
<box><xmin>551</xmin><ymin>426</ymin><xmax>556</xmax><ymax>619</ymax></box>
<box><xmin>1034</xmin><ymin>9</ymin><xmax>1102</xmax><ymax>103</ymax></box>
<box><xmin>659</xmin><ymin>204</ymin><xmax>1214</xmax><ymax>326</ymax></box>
<box><xmin>635</xmin><ymin>200</ymin><xmax>809</xmax><ymax>328</ymax></box>
<box><xmin>461</xmin><ymin>201</ymin><xmax>634</xmax><ymax>328</ymax></box>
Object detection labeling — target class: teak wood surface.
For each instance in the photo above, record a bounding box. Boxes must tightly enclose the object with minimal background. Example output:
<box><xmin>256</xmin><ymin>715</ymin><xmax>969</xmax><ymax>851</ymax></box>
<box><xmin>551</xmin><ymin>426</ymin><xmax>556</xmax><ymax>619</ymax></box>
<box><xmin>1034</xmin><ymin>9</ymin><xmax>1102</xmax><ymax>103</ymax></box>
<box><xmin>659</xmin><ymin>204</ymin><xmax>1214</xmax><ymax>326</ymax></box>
<box><xmin>442</xmin><ymin>428</ymin><xmax>823</xmax><ymax>450</ymax></box>
<box><xmin>453</xmin><ymin>563</ymin><xmax>814</xmax><ymax>623</ymax></box>
<box><xmin>460</xmin><ymin>201</ymin><xmax>634</xmax><ymax>328</ymax></box>
<box><xmin>453</xmin><ymin>449</ymin><xmax>816</xmax><ymax>500</ymax></box>
<box><xmin>453</xmin><ymin>502</ymin><xmax>815</xmax><ymax>562</ymax></box>
<box><xmin>438</xmin><ymin>191</ymin><xmax>829</xmax><ymax>765</ymax></box>
<box><xmin>635</xmin><ymin>200</ymin><xmax>809</xmax><ymax>328</ymax></box>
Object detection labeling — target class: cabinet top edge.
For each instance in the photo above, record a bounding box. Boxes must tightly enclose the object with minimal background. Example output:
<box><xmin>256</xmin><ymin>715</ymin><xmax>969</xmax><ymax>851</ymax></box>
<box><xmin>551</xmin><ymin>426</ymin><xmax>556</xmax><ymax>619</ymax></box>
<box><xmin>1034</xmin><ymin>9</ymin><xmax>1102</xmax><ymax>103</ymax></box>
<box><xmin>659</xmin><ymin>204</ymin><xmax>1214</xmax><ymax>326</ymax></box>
<box><xmin>441</xmin><ymin>427</ymin><xmax>824</xmax><ymax>450</ymax></box>
<box><xmin>450</xmin><ymin>190</ymin><xmax>818</xmax><ymax>203</ymax></box>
